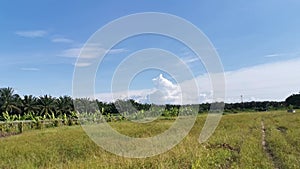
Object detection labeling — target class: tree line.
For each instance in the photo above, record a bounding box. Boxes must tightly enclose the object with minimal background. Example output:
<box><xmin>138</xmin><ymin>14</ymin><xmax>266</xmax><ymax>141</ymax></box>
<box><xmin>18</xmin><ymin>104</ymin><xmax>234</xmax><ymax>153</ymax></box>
<box><xmin>0</xmin><ymin>87</ymin><xmax>298</xmax><ymax>121</ymax></box>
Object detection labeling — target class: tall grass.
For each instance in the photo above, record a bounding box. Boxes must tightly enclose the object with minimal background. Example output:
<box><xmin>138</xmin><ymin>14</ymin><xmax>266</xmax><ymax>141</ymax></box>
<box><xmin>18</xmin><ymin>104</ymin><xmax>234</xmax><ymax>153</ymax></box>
<box><xmin>263</xmin><ymin>111</ymin><xmax>300</xmax><ymax>168</ymax></box>
<box><xmin>0</xmin><ymin>111</ymin><xmax>298</xmax><ymax>168</ymax></box>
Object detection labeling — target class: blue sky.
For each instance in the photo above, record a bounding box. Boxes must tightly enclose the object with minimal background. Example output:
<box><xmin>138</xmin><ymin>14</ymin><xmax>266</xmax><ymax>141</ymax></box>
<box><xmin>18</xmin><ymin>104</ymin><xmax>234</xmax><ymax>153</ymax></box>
<box><xmin>1</xmin><ymin>0</ymin><xmax>300</xmax><ymax>102</ymax></box>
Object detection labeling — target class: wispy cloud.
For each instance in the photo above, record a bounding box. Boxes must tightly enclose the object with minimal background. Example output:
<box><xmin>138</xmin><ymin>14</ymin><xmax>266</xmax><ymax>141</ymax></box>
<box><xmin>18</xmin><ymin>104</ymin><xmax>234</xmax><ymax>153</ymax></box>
<box><xmin>20</xmin><ymin>67</ymin><xmax>40</xmax><ymax>71</ymax></box>
<box><xmin>60</xmin><ymin>46</ymin><xmax>128</xmax><ymax>59</ymax></box>
<box><xmin>180</xmin><ymin>48</ymin><xmax>200</xmax><ymax>65</ymax></box>
<box><xmin>263</xmin><ymin>54</ymin><xmax>281</xmax><ymax>58</ymax></box>
<box><xmin>73</xmin><ymin>62</ymin><xmax>92</xmax><ymax>67</ymax></box>
<box><xmin>107</xmin><ymin>48</ymin><xmax>129</xmax><ymax>54</ymax></box>
<box><xmin>182</xmin><ymin>56</ymin><xmax>199</xmax><ymax>64</ymax></box>
<box><xmin>15</xmin><ymin>30</ymin><xmax>48</xmax><ymax>38</ymax></box>
<box><xmin>263</xmin><ymin>51</ymin><xmax>300</xmax><ymax>58</ymax></box>
<box><xmin>60</xmin><ymin>48</ymin><xmax>82</xmax><ymax>58</ymax></box>
<box><xmin>51</xmin><ymin>38</ymin><xmax>73</xmax><ymax>43</ymax></box>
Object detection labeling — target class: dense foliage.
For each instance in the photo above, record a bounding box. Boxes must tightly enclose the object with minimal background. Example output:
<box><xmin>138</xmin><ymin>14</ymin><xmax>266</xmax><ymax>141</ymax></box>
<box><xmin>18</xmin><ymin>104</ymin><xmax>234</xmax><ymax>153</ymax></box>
<box><xmin>285</xmin><ymin>93</ymin><xmax>300</xmax><ymax>108</ymax></box>
<box><xmin>0</xmin><ymin>87</ymin><xmax>76</xmax><ymax>121</ymax></box>
<box><xmin>0</xmin><ymin>87</ymin><xmax>295</xmax><ymax>121</ymax></box>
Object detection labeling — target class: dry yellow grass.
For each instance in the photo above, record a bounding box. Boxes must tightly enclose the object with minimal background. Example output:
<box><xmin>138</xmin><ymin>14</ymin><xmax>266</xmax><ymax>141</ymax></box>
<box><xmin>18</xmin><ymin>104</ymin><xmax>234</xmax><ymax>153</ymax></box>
<box><xmin>0</xmin><ymin>111</ymin><xmax>298</xmax><ymax>168</ymax></box>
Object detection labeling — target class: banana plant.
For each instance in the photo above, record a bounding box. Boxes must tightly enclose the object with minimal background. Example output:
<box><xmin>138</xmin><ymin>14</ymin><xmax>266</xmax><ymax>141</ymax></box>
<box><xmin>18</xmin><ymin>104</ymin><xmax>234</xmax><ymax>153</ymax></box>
<box><xmin>50</xmin><ymin>112</ymin><xmax>56</xmax><ymax>120</ymax></box>
<box><xmin>2</xmin><ymin>111</ymin><xmax>17</xmax><ymax>122</ymax></box>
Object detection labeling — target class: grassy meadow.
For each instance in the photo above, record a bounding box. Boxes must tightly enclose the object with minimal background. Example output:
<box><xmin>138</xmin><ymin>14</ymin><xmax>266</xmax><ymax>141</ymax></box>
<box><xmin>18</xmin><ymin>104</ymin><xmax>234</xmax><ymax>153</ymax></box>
<box><xmin>0</xmin><ymin>110</ymin><xmax>299</xmax><ymax>168</ymax></box>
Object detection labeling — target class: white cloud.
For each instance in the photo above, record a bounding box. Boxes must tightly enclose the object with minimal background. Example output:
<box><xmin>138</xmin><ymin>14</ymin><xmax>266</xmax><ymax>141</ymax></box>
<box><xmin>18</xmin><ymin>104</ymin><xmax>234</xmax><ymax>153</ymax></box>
<box><xmin>182</xmin><ymin>56</ymin><xmax>199</xmax><ymax>64</ymax></box>
<box><xmin>60</xmin><ymin>45</ymin><xmax>128</xmax><ymax>59</ymax></box>
<box><xmin>177</xmin><ymin>57</ymin><xmax>300</xmax><ymax>103</ymax></box>
<box><xmin>180</xmin><ymin>48</ymin><xmax>199</xmax><ymax>64</ymax></box>
<box><xmin>149</xmin><ymin>74</ymin><xmax>182</xmax><ymax>104</ymax></box>
<box><xmin>223</xmin><ymin>58</ymin><xmax>300</xmax><ymax>102</ymax></box>
<box><xmin>92</xmin><ymin>74</ymin><xmax>209</xmax><ymax>104</ymax></box>
<box><xmin>263</xmin><ymin>52</ymin><xmax>300</xmax><ymax>58</ymax></box>
<box><xmin>20</xmin><ymin>67</ymin><xmax>40</xmax><ymax>71</ymax></box>
<box><xmin>52</xmin><ymin>38</ymin><xmax>73</xmax><ymax>43</ymax></box>
<box><xmin>15</xmin><ymin>30</ymin><xmax>47</xmax><ymax>38</ymax></box>
<box><xmin>61</xmin><ymin>44</ymin><xmax>128</xmax><ymax>67</ymax></box>
<box><xmin>93</xmin><ymin>74</ymin><xmax>188</xmax><ymax>105</ymax></box>
<box><xmin>91</xmin><ymin>74</ymin><xmax>182</xmax><ymax>104</ymax></box>
<box><xmin>180</xmin><ymin>74</ymin><xmax>212</xmax><ymax>103</ymax></box>
<box><xmin>107</xmin><ymin>48</ymin><xmax>128</xmax><ymax>54</ymax></box>
<box><xmin>60</xmin><ymin>48</ymin><xmax>82</xmax><ymax>58</ymax></box>
<box><xmin>264</xmin><ymin>54</ymin><xmax>280</xmax><ymax>58</ymax></box>
<box><xmin>91</xmin><ymin>58</ymin><xmax>300</xmax><ymax>104</ymax></box>
<box><xmin>73</xmin><ymin>62</ymin><xmax>92</xmax><ymax>67</ymax></box>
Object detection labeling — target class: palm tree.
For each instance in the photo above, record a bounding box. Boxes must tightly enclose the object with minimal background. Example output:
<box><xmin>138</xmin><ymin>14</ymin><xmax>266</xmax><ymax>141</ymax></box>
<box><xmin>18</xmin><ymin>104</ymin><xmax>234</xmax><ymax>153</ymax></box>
<box><xmin>0</xmin><ymin>87</ymin><xmax>22</xmax><ymax>114</ymax></box>
<box><xmin>37</xmin><ymin>95</ymin><xmax>56</xmax><ymax>118</ymax></box>
<box><xmin>74</xmin><ymin>98</ymin><xmax>98</xmax><ymax>113</ymax></box>
<box><xmin>55</xmin><ymin>96</ymin><xmax>74</xmax><ymax>117</ymax></box>
<box><xmin>22</xmin><ymin>95</ymin><xmax>39</xmax><ymax>115</ymax></box>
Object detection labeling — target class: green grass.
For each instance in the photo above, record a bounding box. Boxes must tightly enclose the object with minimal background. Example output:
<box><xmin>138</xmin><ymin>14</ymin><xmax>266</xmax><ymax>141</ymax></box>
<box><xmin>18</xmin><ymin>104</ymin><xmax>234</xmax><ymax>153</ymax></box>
<box><xmin>263</xmin><ymin>111</ymin><xmax>300</xmax><ymax>169</ymax></box>
<box><xmin>0</xmin><ymin>111</ymin><xmax>299</xmax><ymax>168</ymax></box>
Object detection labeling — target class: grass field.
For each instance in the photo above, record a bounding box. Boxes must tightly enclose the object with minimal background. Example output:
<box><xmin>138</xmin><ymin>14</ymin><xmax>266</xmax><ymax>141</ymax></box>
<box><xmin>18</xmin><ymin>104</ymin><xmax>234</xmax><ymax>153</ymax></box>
<box><xmin>0</xmin><ymin>110</ymin><xmax>299</xmax><ymax>168</ymax></box>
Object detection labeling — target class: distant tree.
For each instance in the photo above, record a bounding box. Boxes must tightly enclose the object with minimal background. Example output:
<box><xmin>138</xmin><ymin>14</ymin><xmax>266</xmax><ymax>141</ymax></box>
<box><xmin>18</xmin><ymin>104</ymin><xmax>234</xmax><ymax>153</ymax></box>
<box><xmin>55</xmin><ymin>96</ymin><xmax>74</xmax><ymax>117</ymax></box>
<box><xmin>74</xmin><ymin>98</ymin><xmax>98</xmax><ymax>113</ymax></box>
<box><xmin>104</xmin><ymin>102</ymin><xmax>118</xmax><ymax>114</ymax></box>
<box><xmin>0</xmin><ymin>87</ymin><xmax>22</xmax><ymax>114</ymax></box>
<box><xmin>37</xmin><ymin>95</ymin><xmax>56</xmax><ymax>118</ymax></box>
<box><xmin>22</xmin><ymin>95</ymin><xmax>39</xmax><ymax>115</ymax></box>
<box><xmin>115</xmin><ymin>99</ymin><xmax>137</xmax><ymax>114</ymax></box>
<box><xmin>285</xmin><ymin>94</ymin><xmax>300</xmax><ymax>108</ymax></box>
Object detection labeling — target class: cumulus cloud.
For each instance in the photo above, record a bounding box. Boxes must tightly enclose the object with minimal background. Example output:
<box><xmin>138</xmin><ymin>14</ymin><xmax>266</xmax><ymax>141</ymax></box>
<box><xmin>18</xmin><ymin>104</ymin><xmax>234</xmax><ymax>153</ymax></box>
<box><xmin>93</xmin><ymin>74</ymin><xmax>182</xmax><ymax>104</ymax></box>
<box><xmin>92</xmin><ymin>74</ymin><xmax>182</xmax><ymax>104</ymax></box>
<box><xmin>15</xmin><ymin>30</ymin><xmax>47</xmax><ymax>38</ymax></box>
<box><xmin>92</xmin><ymin>74</ymin><xmax>210</xmax><ymax>104</ymax></box>
<box><xmin>149</xmin><ymin>74</ymin><xmax>182</xmax><ymax>105</ymax></box>
<box><xmin>92</xmin><ymin>57</ymin><xmax>300</xmax><ymax>104</ymax></box>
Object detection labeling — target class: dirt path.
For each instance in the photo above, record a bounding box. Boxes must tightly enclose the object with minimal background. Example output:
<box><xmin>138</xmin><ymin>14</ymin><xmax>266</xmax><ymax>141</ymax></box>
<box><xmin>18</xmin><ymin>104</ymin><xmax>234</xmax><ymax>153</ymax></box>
<box><xmin>261</xmin><ymin>120</ymin><xmax>279</xmax><ymax>169</ymax></box>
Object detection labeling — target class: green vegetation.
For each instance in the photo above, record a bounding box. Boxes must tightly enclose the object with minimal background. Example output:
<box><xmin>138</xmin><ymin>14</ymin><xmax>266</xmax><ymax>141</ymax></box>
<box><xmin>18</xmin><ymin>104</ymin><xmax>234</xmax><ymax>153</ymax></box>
<box><xmin>0</xmin><ymin>87</ymin><xmax>77</xmax><ymax>122</ymax></box>
<box><xmin>1</xmin><ymin>87</ymin><xmax>300</xmax><ymax>168</ymax></box>
<box><xmin>1</xmin><ymin>110</ymin><xmax>299</xmax><ymax>168</ymax></box>
<box><xmin>0</xmin><ymin>86</ymin><xmax>295</xmax><ymax>124</ymax></box>
<box><xmin>263</xmin><ymin>112</ymin><xmax>300</xmax><ymax>168</ymax></box>
<box><xmin>285</xmin><ymin>93</ymin><xmax>300</xmax><ymax>109</ymax></box>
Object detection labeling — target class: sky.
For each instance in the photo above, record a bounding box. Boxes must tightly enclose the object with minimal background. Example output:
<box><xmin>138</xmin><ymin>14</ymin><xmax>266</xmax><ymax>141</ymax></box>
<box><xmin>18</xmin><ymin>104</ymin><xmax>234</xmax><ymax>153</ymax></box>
<box><xmin>1</xmin><ymin>0</ymin><xmax>300</xmax><ymax>103</ymax></box>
